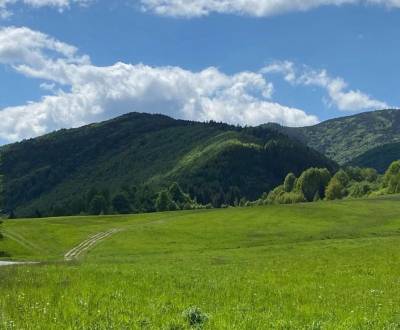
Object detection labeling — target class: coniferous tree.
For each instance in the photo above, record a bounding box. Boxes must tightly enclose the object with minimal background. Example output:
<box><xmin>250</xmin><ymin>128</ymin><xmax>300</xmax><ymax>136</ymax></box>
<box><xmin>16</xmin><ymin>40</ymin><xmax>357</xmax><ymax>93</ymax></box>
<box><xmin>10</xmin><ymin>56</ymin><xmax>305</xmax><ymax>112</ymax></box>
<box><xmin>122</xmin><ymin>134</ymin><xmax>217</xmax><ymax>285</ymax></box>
<box><xmin>155</xmin><ymin>191</ymin><xmax>177</xmax><ymax>212</ymax></box>
<box><xmin>89</xmin><ymin>195</ymin><xmax>108</xmax><ymax>215</ymax></box>
<box><xmin>112</xmin><ymin>194</ymin><xmax>131</xmax><ymax>214</ymax></box>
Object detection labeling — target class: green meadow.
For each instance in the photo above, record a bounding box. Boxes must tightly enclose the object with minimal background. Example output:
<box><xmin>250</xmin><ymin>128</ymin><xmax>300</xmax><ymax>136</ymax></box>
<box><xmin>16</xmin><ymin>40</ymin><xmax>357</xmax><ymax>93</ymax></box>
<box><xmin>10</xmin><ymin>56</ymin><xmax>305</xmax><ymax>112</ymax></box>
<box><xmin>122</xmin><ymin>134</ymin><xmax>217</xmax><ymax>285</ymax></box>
<box><xmin>1</xmin><ymin>197</ymin><xmax>400</xmax><ymax>329</ymax></box>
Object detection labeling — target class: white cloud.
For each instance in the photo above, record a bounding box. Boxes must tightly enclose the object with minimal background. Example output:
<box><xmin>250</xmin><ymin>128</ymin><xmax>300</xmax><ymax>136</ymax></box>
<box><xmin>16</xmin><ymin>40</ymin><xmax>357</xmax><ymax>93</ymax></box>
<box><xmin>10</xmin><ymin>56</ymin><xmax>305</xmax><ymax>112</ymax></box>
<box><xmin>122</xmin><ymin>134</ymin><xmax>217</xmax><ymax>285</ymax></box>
<box><xmin>263</xmin><ymin>61</ymin><xmax>389</xmax><ymax>112</ymax></box>
<box><xmin>140</xmin><ymin>0</ymin><xmax>400</xmax><ymax>17</ymax></box>
<box><xmin>0</xmin><ymin>0</ymin><xmax>88</xmax><ymax>18</ymax></box>
<box><xmin>0</xmin><ymin>26</ymin><xmax>318</xmax><ymax>144</ymax></box>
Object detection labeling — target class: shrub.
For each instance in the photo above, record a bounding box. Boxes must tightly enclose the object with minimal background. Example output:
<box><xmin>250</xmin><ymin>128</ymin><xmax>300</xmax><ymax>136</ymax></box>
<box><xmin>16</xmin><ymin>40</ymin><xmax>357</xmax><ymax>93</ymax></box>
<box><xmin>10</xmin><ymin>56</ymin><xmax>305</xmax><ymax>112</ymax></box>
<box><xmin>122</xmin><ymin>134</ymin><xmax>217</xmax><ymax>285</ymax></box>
<box><xmin>182</xmin><ymin>307</ymin><xmax>209</xmax><ymax>328</ymax></box>
<box><xmin>278</xmin><ymin>192</ymin><xmax>306</xmax><ymax>204</ymax></box>
<box><xmin>348</xmin><ymin>181</ymin><xmax>373</xmax><ymax>198</ymax></box>
<box><xmin>266</xmin><ymin>185</ymin><xmax>285</xmax><ymax>204</ymax></box>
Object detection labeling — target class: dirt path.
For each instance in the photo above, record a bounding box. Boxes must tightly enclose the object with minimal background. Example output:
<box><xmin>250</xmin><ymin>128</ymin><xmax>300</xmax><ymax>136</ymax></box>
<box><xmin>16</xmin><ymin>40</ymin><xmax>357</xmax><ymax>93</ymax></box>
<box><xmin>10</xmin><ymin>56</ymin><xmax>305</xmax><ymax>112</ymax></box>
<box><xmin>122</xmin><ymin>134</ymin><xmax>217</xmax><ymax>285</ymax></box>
<box><xmin>64</xmin><ymin>229</ymin><xmax>121</xmax><ymax>261</ymax></box>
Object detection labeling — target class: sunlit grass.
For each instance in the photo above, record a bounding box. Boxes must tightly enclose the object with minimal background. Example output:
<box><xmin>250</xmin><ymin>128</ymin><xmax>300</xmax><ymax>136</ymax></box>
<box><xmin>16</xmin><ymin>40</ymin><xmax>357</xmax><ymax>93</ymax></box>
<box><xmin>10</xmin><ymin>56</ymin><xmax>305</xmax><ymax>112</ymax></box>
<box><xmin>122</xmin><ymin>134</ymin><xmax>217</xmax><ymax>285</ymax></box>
<box><xmin>1</xmin><ymin>197</ymin><xmax>400</xmax><ymax>328</ymax></box>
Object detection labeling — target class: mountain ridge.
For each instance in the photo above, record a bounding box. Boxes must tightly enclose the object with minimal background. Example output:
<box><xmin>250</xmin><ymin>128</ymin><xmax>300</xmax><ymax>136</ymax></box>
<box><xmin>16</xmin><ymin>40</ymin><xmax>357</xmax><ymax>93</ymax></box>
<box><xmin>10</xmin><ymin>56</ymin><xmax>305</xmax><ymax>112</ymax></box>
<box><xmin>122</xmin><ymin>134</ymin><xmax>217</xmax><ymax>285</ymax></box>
<box><xmin>0</xmin><ymin>112</ymin><xmax>336</xmax><ymax>217</ymax></box>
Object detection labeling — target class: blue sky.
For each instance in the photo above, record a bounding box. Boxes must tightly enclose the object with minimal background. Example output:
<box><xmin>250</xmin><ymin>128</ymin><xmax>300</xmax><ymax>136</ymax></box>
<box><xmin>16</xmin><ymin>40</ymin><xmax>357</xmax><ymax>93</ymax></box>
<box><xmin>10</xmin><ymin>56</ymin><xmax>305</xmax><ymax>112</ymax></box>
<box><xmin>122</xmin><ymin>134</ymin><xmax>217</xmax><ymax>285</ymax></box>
<box><xmin>0</xmin><ymin>0</ymin><xmax>399</xmax><ymax>144</ymax></box>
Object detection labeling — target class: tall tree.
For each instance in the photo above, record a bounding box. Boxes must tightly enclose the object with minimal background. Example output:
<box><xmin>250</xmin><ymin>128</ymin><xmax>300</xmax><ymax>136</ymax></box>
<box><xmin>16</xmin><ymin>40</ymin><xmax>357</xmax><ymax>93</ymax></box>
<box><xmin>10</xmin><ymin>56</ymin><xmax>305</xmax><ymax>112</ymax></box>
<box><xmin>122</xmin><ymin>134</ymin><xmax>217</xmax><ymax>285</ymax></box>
<box><xmin>296</xmin><ymin>168</ymin><xmax>331</xmax><ymax>202</ymax></box>
<box><xmin>384</xmin><ymin>160</ymin><xmax>400</xmax><ymax>194</ymax></box>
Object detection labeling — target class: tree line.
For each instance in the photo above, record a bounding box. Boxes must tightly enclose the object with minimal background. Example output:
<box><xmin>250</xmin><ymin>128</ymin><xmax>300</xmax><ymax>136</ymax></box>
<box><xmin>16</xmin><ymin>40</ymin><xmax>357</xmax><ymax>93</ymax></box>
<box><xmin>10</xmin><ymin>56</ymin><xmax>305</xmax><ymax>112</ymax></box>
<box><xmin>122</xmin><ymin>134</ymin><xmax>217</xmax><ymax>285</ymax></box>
<box><xmin>4</xmin><ymin>160</ymin><xmax>400</xmax><ymax>218</ymax></box>
<box><xmin>253</xmin><ymin>160</ymin><xmax>400</xmax><ymax>206</ymax></box>
<box><xmin>21</xmin><ymin>182</ymin><xmax>212</xmax><ymax>218</ymax></box>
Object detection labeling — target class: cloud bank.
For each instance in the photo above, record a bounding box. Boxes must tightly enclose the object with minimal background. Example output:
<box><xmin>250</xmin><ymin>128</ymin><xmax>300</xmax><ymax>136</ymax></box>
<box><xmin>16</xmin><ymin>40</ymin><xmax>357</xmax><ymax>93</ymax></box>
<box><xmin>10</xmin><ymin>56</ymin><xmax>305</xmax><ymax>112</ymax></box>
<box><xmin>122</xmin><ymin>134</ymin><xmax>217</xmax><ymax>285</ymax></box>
<box><xmin>0</xmin><ymin>26</ymin><xmax>319</xmax><ymax>144</ymax></box>
<box><xmin>140</xmin><ymin>0</ymin><xmax>400</xmax><ymax>17</ymax></box>
<box><xmin>263</xmin><ymin>61</ymin><xmax>389</xmax><ymax>112</ymax></box>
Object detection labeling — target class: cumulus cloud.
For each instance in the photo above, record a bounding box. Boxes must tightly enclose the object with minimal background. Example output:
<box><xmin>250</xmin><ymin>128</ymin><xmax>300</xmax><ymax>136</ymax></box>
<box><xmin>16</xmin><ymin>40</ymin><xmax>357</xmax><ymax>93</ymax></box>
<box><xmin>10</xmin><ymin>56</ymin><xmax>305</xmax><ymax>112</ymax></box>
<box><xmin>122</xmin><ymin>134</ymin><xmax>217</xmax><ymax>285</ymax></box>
<box><xmin>262</xmin><ymin>61</ymin><xmax>389</xmax><ymax>112</ymax></box>
<box><xmin>140</xmin><ymin>0</ymin><xmax>400</xmax><ymax>17</ymax></box>
<box><xmin>0</xmin><ymin>26</ymin><xmax>318</xmax><ymax>144</ymax></box>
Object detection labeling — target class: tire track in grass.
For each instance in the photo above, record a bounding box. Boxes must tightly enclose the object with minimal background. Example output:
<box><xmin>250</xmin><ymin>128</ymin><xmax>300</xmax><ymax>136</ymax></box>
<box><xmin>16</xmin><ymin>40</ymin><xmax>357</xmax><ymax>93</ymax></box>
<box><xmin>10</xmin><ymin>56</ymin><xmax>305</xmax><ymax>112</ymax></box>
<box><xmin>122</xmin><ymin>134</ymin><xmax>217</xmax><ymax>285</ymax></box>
<box><xmin>64</xmin><ymin>229</ymin><xmax>122</xmax><ymax>261</ymax></box>
<box><xmin>1</xmin><ymin>229</ymin><xmax>47</xmax><ymax>254</ymax></box>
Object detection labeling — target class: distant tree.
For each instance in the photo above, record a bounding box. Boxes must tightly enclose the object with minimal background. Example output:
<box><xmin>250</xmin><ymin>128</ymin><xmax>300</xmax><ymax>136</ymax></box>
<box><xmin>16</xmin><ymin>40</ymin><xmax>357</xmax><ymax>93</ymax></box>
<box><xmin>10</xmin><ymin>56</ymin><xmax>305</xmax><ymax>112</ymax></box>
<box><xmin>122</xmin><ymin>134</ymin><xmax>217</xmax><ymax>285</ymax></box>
<box><xmin>89</xmin><ymin>194</ymin><xmax>108</xmax><ymax>215</ymax></box>
<box><xmin>112</xmin><ymin>193</ymin><xmax>131</xmax><ymax>214</ymax></box>
<box><xmin>361</xmin><ymin>168</ymin><xmax>378</xmax><ymax>183</ymax></box>
<box><xmin>0</xmin><ymin>219</ymin><xmax>4</xmax><ymax>257</ymax></box>
<box><xmin>283</xmin><ymin>173</ymin><xmax>296</xmax><ymax>192</ymax></box>
<box><xmin>348</xmin><ymin>182</ymin><xmax>373</xmax><ymax>198</ymax></box>
<box><xmin>333</xmin><ymin>170</ymin><xmax>350</xmax><ymax>187</ymax></box>
<box><xmin>34</xmin><ymin>209</ymin><xmax>42</xmax><ymax>218</ymax></box>
<box><xmin>296</xmin><ymin>168</ymin><xmax>331</xmax><ymax>202</ymax></box>
<box><xmin>135</xmin><ymin>185</ymin><xmax>156</xmax><ymax>212</ymax></box>
<box><xmin>384</xmin><ymin>160</ymin><xmax>400</xmax><ymax>194</ymax></box>
<box><xmin>155</xmin><ymin>191</ymin><xmax>177</xmax><ymax>212</ymax></box>
<box><xmin>8</xmin><ymin>210</ymin><xmax>15</xmax><ymax>219</ymax></box>
<box><xmin>325</xmin><ymin>178</ymin><xmax>345</xmax><ymax>200</ymax></box>
<box><xmin>168</xmin><ymin>183</ymin><xmax>190</xmax><ymax>208</ymax></box>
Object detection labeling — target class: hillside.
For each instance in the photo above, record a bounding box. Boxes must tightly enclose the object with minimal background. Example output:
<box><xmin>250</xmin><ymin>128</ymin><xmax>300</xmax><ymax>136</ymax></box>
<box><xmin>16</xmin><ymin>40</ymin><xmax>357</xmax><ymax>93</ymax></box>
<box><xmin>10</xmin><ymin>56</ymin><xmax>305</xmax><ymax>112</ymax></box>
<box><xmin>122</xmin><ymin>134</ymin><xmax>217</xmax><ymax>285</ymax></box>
<box><xmin>0</xmin><ymin>112</ymin><xmax>336</xmax><ymax>217</ymax></box>
<box><xmin>1</xmin><ymin>197</ymin><xmax>400</xmax><ymax>328</ymax></box>
<box><xmin>265</xmin><ymin>109</ymin><xmax>400</xmax><ymax>166</ymax></box>
<box><xmin>348</xmin><ymin>142</ymin><xmax>400</xmax><ymax>172</ymax></box>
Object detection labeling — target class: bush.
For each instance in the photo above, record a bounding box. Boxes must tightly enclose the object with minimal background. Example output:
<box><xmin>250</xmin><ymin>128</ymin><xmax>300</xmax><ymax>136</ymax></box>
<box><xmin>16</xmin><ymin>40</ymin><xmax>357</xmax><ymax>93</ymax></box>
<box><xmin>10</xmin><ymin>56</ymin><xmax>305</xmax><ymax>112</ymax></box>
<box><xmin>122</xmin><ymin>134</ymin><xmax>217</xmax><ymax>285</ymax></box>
<box><xmin>348</xmin><ymin>182</ymin><xmax>372</xmax><ymax>198</ymax></box>
<box><xmin>266</xmin><ymin>185</ymin><xmax>285</xmax><ymax>204</ymax></box>
<box><xmin>182</xmin><ymin>307</ymin><xmax>209</xmax><ymax>328</ymax></box>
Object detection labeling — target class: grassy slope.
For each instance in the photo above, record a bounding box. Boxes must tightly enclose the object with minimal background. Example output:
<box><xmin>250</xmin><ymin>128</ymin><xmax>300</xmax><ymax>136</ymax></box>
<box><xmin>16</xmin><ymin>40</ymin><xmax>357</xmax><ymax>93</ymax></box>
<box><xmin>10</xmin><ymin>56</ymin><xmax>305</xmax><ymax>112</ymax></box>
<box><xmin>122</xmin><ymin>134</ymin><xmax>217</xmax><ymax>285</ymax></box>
<box><xmin>1</xmin><ymin>197</ymin><xmax>400</xmax><ymax>328</ymax></box>
<box><xmin>1</xmin><ymin>112</ymin><xmax>335</xmax><ymax>216</ymax></box>
<box><xmin>266</xmin><ymin>109</ymin><xmax>400</xmax><ymax>166</ymax></box>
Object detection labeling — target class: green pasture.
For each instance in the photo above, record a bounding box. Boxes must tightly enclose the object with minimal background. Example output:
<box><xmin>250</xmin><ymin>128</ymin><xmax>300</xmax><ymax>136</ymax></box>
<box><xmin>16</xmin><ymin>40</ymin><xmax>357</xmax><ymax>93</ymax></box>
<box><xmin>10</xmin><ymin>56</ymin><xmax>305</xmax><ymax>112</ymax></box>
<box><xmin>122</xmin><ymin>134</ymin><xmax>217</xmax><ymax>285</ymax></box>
<box><xmin>1</xmin><ymin>197</ymin><xmax>400</xmax><ymax>329</ymax></box>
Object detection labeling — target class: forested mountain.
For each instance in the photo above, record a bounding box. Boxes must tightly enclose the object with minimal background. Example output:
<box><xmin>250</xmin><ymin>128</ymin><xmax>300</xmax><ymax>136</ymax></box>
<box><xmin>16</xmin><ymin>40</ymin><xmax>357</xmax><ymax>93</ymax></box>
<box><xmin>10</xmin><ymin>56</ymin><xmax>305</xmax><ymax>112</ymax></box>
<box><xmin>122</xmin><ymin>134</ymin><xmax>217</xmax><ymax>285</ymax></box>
<box><xmin>265</xmin><ymin>109</ymin><xmax>400</xmax><ymax>168</ymax></box>
<box><xmin>348</xmin><ymin>142</ymin><xmax>400</xmax><ymax>173</ymax></box>
<box><xmin>0</xmin><ymin>112</ymin><xmax>336</xmax><ymax>218</ymax></box>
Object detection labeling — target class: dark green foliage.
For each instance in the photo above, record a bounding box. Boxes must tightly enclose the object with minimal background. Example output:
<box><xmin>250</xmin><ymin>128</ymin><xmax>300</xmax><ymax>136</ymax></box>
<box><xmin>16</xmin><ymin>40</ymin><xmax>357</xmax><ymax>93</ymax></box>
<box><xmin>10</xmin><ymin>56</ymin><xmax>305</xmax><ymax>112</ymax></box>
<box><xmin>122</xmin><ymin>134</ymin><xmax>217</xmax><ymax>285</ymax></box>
<box><xmin>325</xmin><ymin>178</ymin><xmax>346</xmax><ymax>200</ymax></box>
<box><xmin>182</xmin><ymin>307</ymin><xmax>209</xmax><ymax>328</ymax></box>
<box><xmin>0</xmin><ymin>112</ymin><xmax>335</xmax><ymax>217</ymax></box>
<box><xmin>88</xmin><ymin>195</ymin><xmax>108</xmax><ymax>215</ymax></box>
<box><xmin>348</xmin><ymin>142</ymin><xmax>400</xmax><ymax>173</ymax></box>
<box><xmin>348</xmin><ymin>182</ymin><xmax>373</xmax><ymax>198</ymax></box>
<box><xmin>168</xmin><ymin>183</ymin><xmax>191</xmax><ymax>208</ymax></box>
<box><xmin>295</xmin><ymin>168</ymin><xmax>331</xmax><ymax>202</ymax></box>
<box><xmin>112</xmin><ymin>194</ymin><xmax>131</xmax><ymax>214</ymax></box>
<box><xmin>265</xmin><ymin>185</ymin><xmax>305</xmax><ymax>205</ymax></box>
<box><xmin>265</xmin><ymin>109</ymin><xmax>400</xmax><ymax>168</ymax></box>
<box><xmin>325</xmin><ymin>170</ymin><xmax>349</xmax><ymax>200</ymax></box>
<box><xmin>283</xmin><ymin>173</ymin><xmax>296</xmax><ymax>192</ymax></box>
<box><xmin>384</xmin><ymin>160</ymin><xmax>400</xmax><ymax>194</ymax></box>
<box><xmin>155</xmin><ymin>191</ymin><xmax>177</xmax><ymax>212</ymax></box>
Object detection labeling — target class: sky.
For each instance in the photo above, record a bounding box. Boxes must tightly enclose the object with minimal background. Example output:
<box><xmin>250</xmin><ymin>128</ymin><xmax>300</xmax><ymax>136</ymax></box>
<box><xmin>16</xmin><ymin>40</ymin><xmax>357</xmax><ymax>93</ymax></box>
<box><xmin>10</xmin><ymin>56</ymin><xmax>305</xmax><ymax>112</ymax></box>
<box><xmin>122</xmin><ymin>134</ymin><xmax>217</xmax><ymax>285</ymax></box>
<box><xmin>0</xmin><ymin>0</ymin><xmax>399</xmax><ymax>145</ymax></box>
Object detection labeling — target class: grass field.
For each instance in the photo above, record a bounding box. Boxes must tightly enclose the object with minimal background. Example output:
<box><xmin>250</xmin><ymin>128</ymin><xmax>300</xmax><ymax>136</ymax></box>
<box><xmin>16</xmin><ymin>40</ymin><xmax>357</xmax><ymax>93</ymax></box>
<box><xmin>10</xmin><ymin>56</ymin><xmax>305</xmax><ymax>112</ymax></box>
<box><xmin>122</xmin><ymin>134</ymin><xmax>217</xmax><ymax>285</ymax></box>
<box><xmin>1</xmin><ymin>197</ymin><xmax>400</xmax><ymax>329</ymax></box>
